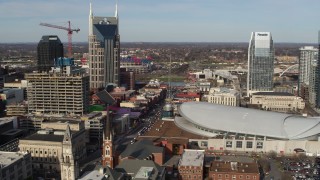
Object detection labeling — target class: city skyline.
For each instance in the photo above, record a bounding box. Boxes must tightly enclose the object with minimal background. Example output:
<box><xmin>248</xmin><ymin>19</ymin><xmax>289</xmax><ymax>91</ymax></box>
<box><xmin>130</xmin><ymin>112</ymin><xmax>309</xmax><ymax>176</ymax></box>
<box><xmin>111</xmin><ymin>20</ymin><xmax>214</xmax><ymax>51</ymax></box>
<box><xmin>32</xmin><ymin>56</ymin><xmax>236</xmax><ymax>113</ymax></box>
<box><xmin>0</xmin><ymin>0</ymin><xmax>319</xmax><ymax>43</ymax></box>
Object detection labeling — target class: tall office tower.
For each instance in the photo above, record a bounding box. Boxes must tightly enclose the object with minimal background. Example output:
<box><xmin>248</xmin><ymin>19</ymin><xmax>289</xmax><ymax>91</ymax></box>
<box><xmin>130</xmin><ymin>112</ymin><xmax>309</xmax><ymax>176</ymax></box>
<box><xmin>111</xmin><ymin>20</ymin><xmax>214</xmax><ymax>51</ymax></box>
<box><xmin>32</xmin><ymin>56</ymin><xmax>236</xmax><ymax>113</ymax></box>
<box><xmin>298</xmin><ymin>46</ymin><xmax>318</xmax><ymax>97</ymax></box>
<box><xmin>309</xmin><ymin>58</ymin><xmax>318</xmax><ymax>106</ymax></box>
<box><xmin>88</xmin><ymin>1</ymin><xmax>120</xmax><ymax>93</ymax></box>
<box><xmin>247</xmin><ymin>32</ymin><xmax>274</xmax><ymax>96</ymax></box>
<box><xmin>37</xmin><ymin>35</ymin><xmax>64</xmax><ymax>72</ymax></box>
<box><xmin>315</xmin><ymin>31</ymin><xmax>320</xmax><ymax>108</ymax></box>
<box><xmin>26</xmin><ymin>58</ymin><xmax>90</xmax><ymax>116</ymax></box>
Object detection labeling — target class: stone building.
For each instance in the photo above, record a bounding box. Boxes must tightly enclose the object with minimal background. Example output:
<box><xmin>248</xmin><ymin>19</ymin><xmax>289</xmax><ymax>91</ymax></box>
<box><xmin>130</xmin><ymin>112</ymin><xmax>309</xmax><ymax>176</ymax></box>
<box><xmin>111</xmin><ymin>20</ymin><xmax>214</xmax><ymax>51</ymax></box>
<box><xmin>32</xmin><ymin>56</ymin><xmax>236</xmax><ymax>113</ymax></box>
<box><xmin>19</xmin><ymin>121</ymin><xmax>86</xmax><ymax>179</ymax></box>
<box><xmin>250</xmin><ymin>92</ymin><xmax>305</xmax><ymax>112</ymax></box>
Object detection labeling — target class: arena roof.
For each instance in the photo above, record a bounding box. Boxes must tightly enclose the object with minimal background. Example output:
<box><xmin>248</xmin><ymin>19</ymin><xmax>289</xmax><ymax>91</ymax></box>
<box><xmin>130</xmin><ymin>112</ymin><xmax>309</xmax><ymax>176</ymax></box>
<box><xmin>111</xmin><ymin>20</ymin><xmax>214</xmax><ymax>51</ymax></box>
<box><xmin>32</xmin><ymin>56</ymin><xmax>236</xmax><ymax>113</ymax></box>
<box><xmin>175</xmin><ymin>102</ymin><xmax>320</xmax><ymax>140</ymax></box>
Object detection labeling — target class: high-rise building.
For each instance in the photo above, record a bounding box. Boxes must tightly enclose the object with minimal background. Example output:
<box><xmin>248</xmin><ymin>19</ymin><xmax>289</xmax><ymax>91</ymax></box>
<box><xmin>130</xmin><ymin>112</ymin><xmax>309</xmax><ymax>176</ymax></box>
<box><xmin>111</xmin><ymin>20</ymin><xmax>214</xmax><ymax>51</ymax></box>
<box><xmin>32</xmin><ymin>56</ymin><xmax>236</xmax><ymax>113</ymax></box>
<box><xmin>298</xmin><ymin>46</ymin><xmax>318</xmax><ymax>97</ymax></box>
<box><xmin>89</xmin><ymin>1</ymin><xmax>120</xmax><ymax>93</ymax></box>
<box><xmin>37</xmin><ymin>35</ymin><xmax>64</xmax><ymax>72</ymax></box>
<box><xmin>26</xmin><ymin>58</ymin><xmax>90</xmax><ymax>116</ymax></box>
<box><xmin>247</xmin><ymin>32</ymin><xmax>274</xmax><ymax>96</ymax></box>
<box><xmin>315</xmin><ymin>31</ymin><xmax>320</xmax><ymax>108</ymax></box>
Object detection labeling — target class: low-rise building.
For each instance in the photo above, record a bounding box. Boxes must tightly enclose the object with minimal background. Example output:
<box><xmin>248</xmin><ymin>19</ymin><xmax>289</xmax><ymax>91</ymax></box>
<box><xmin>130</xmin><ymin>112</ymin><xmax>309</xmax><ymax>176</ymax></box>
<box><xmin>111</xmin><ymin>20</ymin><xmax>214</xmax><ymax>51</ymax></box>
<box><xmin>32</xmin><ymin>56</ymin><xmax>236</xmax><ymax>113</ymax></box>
<box><xmin>208</xmin><ymin>87</ymin><xmax>239</xmax><ymax>106</ymax></box>
<box><xmin>0</xmin><ymin>151</ymin><xmax>32</xmax><ymax>180</ymax></box>
<box><xmin>209</xmin><ymin>161</ymin><xmax>260</xmax><ymax>180</ymax></box>
<box><xmin>115</xmin><ymin>159</ymin><xmax>166</xmax><ymax>180</ymax></box>
<box><xmin>19</xmin><ymin>121</ymin><xmax>86</xmax><ymax>180</ymax></box>
<box><xmin>178</xmin><ymin>149</ymin><xmax>204</xmax><ymax>180</ymax></box>
<box><xmin>250</xmin><ymin>92</ymin><xmax>305</xmax><ymax>112</ymax></box>
<box><xmin>119</xmin><ymin>140</ymin><xmax>164</xmax><ymax>166</ymax></box>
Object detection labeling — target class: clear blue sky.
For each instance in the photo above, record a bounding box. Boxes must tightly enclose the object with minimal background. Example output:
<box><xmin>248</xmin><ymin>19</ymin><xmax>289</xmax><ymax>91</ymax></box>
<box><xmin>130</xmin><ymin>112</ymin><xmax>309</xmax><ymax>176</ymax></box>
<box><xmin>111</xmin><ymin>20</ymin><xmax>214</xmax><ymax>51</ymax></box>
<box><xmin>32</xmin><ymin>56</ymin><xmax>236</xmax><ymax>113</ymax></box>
<box><xmin>0</xmin><ymin>0</ymin><xmax>319</xmax><ymax>43</ymax></box>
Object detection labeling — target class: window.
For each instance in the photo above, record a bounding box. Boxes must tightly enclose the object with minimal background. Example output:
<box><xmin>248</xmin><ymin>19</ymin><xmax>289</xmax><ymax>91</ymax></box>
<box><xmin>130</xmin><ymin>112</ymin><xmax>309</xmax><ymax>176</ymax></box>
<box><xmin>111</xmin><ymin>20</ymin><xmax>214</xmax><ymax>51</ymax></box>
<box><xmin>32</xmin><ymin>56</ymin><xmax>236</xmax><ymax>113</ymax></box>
<box><xmin>240</xmin><ymin>175</ymin><xmax>243</xmax><ymax>179</ymax></box>
<box><xmin>253</xmin><ymin>176</ymin><xmax>257</xmax><ymax>179</ymax></box>
<box><xmin>226</xmin><ymin>141</ymin><xmax>232</xmax><ymax>148</ymax></box>
<box><xmin>236</xmin><ymin>141</ymin><xmax>242</xmax><ymax>148</ymax></box>
<box><xmin>218</xmin><ymin>174</ymin><xmax>222</xmax><ymax>178</ymax></box>
<box><xmin>246</xmin><ymin>141</ymin><xmax>253</xmax><ymax>148</ymax></box>
<box><xmin>246</xmin><ymin>175</ymin><xmax>250</xmax><ymax>179</ymax></box>
<box><xmin>225</xmin><ymin>174</ymin><xmax>229</xmax><ymax>178</ymax></box>
<box><xmin>257</xmin><ymin>142</ymin><xmax>263</xmax><ymax>149</ymax></box>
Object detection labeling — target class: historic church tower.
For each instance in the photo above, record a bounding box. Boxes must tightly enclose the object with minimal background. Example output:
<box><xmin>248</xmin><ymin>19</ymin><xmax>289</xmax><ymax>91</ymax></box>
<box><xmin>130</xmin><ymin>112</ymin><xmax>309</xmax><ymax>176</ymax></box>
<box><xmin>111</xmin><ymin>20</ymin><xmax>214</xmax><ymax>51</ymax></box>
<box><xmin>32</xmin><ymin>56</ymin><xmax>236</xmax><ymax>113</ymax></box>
<box><xmin>102</xmin><ymin>109</ymin><xmax>114</xmax><ymax>168</ymax></box>
<box><xmin>61</xmin><ymin>124</ymin><xmax>79</xmax><ymax>180</ymax></box>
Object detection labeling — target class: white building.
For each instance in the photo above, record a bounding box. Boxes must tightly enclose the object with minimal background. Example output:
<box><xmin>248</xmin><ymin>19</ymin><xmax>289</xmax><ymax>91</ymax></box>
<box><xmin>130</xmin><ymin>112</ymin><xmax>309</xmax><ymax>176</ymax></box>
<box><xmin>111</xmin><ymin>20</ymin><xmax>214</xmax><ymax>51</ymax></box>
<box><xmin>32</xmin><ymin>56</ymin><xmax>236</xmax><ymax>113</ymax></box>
<box><xmin>250</xmin><ymin>92</ymin><xmax>305</xmax><ymax>112</ymax></box>
<box><xmin>208</xmin><ymin>87</ymin><xmax>239</xmax><ymax>106</ymax></box>
<box><xmin>298</xmin><ymin>46</ymin><xmax>318</xmax><ymax>96</ymax></box>
<box><xmin>0</xmin><ymin>151</ymin><xmax>32</xmax><ymax>180</ymax></box>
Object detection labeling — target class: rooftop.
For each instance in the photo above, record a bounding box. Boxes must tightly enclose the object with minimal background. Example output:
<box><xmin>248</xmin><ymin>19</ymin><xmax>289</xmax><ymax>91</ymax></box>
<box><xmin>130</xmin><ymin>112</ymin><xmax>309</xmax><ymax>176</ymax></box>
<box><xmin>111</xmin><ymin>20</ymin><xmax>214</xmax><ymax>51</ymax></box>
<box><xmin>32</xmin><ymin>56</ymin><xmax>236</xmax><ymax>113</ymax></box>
<box><xmin>21</xmin><ymin>133</ymin><xmax>64</xmax><ymax>142</ymax></box>
<box><xmin>252</xmin><ymin>91</ymin><xmax>294</xmax><ymax>96</ymax></box>
<box><xmin>0</xmin><ymin>151</ymin><xmax>28</xmax><ymax>168</ymax></box>
<box><xmin>179</xmin><ymin>149</ymin><xmax>205</xmax><ymax>167</ymax></box>
<box><xmin>176</xmin><ymin>102</ymin><xmax>320</xmax><ymax>140</ymax></box>
<box><xmin>210</xmin><ymin>161</ymin><xmax>259</xmax><ymax>174</ymax></box>
<box><xmin>120</xmin><ymin>140</ymin><xmax>163</xmax><ymax>159</ymax></box>
<box><xmin>141</xmin><ymin>120</ymin><xmax>206</xmax><ymax>141</ymax></box>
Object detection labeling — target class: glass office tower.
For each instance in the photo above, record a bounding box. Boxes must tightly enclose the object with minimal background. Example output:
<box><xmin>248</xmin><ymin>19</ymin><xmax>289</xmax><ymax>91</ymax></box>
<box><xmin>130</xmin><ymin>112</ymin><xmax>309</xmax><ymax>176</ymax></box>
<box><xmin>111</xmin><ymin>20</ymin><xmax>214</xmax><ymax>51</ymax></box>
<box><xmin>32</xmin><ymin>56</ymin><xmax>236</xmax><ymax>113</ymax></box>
<box><xmin>315</xmin><ymin>31</ymin><xmax>320</xmax><ymax>108</ymax></box>
<box><xmin>247</xmin><ymin>32</ymin><xmax>274</xmax><ymax>96</ymax></box>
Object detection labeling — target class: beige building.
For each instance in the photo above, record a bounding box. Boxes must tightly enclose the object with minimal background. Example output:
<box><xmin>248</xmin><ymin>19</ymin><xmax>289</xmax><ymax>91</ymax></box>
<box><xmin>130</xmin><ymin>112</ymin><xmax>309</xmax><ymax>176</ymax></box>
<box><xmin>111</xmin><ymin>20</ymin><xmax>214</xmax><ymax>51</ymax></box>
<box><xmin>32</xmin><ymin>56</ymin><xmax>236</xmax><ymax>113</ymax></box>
<box><xmin>250</xmin><ymin>92</ymin><xmax>305</xmax><ymax>112</ymax></box>
<box><xmin>208</xmin><ymin>87</ymin><xmax>239</xmax><ymax>106</ymax></box>
<box><xmin>19</xmin><ymin>120</ymin><xmax>86</xmax><ymax>180</ymax></box>
<box><xmin>25</xmin><ymin>65</ymin><xmax>90</xmax><ymax>116</ymax></box>
<box><xmin>0</xmin><ymin>151</ymin><xmax>32</xmax><ymax>180</ymax></box>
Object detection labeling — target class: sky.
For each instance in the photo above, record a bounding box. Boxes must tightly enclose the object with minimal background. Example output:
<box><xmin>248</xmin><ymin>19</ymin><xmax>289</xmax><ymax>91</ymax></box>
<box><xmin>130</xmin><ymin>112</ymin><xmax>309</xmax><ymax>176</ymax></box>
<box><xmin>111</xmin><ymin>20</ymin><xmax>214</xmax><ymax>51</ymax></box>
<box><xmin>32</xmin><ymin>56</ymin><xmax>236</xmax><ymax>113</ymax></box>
<box><xmin>0</xmin><ymin>0</ymin><xmax>319</xmax><ymax>43</ymax></box>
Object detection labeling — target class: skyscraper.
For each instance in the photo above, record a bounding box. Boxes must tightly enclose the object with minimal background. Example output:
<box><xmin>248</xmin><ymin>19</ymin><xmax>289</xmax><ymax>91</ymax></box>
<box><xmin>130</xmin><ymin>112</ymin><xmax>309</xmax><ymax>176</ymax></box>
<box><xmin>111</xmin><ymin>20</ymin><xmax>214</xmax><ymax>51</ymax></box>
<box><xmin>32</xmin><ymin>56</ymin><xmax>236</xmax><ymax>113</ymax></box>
<box><xmin>315</xmin><ymin>31</ymin><xmax>320</xmax><ymax>108</ymax></box>
<box><xmin>298</xmin><ymin>46</ymin><xmax>318</xmax><ymax>97</ymax></box>
<box><xmin>89</xmin><ymin>1</ymin><xmax>120</xmax><ymax>93</ymax></box>
<box><xmin>37</xmin><ymin>35</ymin><xmax>64</xmax><ymax>72</ymax></box>
<box><xmin>247</xmin><ymin>32</ymin><xmax>274</xmax><ymax>96</ymax></box>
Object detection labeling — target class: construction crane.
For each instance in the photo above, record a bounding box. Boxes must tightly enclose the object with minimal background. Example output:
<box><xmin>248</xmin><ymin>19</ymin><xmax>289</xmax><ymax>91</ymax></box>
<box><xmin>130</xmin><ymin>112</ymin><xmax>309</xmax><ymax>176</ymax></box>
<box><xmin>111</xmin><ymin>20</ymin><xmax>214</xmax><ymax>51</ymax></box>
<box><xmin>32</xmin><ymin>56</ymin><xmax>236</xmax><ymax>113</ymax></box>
<box><xmin>40</xmin><ymin>21</ymin><xmax>80</xmax><ymax>58</ymax></box>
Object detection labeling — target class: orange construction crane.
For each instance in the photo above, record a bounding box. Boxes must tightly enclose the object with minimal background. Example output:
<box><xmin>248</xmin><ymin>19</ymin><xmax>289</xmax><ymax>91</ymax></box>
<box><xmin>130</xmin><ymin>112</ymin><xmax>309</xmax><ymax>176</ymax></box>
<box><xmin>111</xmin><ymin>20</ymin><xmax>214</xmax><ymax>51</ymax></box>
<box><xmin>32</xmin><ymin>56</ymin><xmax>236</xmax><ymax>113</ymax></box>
<box><xmin>40</xmin><ymin>21</ymin><xmax>80</xmax><ymax>58</ymax></box>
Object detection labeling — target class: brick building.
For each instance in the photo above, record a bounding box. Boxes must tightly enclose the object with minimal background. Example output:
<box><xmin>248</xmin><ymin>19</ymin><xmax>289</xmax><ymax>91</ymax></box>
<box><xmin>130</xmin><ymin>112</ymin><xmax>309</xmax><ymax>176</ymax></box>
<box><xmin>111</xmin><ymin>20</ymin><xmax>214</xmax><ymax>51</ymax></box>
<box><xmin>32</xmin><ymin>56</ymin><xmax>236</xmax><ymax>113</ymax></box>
<box><xmin>209</xmin><ymin>161</ymin><xmax>260</xmax><ymax>180</ymax></box>
<box><xmin>178</xmin><ymin>149</ymin><xmax>205</xmax><ymax>180</ymax></box>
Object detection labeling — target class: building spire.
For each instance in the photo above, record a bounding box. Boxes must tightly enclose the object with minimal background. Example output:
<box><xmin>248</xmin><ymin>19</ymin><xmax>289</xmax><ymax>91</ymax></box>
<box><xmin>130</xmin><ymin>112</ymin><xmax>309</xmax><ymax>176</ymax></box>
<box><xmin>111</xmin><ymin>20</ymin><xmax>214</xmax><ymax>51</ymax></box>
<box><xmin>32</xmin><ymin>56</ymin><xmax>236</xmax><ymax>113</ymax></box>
<box><xmin>115</xmin><ymin>0</ymin><xmax>118</xmax><ymax>18</ymax></box>
<box><xmin>89</xmin><ymin>0</ymin><xmax>93</xmax><ymax>35</ymax></box>
<box><xmin>63</xmin><ymin>124</ymin><xmax>72</xmax><ymax>142</ymax></box>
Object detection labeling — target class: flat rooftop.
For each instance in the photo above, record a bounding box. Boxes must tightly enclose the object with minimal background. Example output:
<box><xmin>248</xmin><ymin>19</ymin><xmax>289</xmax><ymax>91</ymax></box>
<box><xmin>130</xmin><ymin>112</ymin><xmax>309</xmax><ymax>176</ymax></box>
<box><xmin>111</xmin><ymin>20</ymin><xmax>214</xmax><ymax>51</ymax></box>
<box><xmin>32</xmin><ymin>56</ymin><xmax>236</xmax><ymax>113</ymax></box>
<box><xmin>141</xmin><ymin>120</ymin><xmax>207</xmax><ymax>141</ymax></box>
<box><xmin>78</xmin><ymin>170</ymin><xmax>105</xmax><ymax>180</ymax></box>
<box><xmin>0</xmin><ymin>151</ymin><xmax>28</xmax><ymax>168</ymax></box>
<box><xmin>134</xmin><ymin>167</ymin><xmax>154</xmax><ymax>179</ymax></box>
<box><xmin>210</xmin><ymin>161</ymin><xmax>259</xmax><ymax>174</ymax></box>
<box><xmin>179</xmin><ymin>149</ymin><xmax>205</xmax><ymax>167</ymax></box>
<box><xmin>252</xmin><ymin>91</ymin><xmax>294</xmax><ymax>96</ymax></box>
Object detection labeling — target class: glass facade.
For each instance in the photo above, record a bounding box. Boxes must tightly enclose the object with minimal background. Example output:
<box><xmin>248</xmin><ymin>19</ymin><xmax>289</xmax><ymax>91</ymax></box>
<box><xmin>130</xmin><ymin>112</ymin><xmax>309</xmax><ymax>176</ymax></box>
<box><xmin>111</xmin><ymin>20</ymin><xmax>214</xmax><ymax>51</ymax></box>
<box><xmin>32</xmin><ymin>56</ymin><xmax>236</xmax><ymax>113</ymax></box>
<box><xmin>298</xmin><ymin>46</ymin><xmax>318</xmax><ymax>97</ymax></box>
<box><xmin>247</xmin><ymin>32</ymin><xmax>274</xmax><ymax>96</ymax></box>
<box><xmin>316</xmin><ymin>31</ymin><xmax>320</xmax><ymax>108</ymax></box>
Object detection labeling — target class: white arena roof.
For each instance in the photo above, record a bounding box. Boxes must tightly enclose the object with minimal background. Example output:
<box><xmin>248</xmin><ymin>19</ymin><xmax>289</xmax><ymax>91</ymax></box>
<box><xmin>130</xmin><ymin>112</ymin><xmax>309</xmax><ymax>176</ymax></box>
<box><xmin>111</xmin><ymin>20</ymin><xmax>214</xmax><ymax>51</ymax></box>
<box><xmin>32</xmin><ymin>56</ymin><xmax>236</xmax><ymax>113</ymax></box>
<box><xmin>175</xmin><ymin>102</ymin><xmax>320</xmax><ymax>140</ymax></box>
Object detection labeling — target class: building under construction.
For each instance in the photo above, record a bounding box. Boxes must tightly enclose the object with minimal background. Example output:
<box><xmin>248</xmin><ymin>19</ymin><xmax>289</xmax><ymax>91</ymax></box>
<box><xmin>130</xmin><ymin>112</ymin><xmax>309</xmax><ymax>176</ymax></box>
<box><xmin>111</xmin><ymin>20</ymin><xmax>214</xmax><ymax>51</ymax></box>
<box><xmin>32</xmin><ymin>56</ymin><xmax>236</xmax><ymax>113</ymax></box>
<box><xmin>26</xmin><ymin>58</ymin><xmax>90</xmax><ymax>116</ymax></box>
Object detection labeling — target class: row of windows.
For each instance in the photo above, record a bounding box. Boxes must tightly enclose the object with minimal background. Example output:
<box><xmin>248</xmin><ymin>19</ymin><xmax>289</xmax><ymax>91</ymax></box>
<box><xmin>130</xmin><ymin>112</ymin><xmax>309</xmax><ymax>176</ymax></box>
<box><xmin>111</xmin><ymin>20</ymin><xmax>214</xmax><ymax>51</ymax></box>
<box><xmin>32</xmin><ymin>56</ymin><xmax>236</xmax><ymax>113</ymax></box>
<box><xmin>212</xmin><ymin>174</ymin><xmax>257</xmax><ymax>179</ymax></box>
<box><xmin>226</xmin><ymin>141</ymin><xmax>263</xmax><ymax>149</ymax></box>
<box><xmin>181</xmin><ymin>175</ymin><xmax>202</xmax><ymax>179</ymax></box>
<box><xmin>179</xmin><ymin>169</ymin><xmax>202</xmax><ymax>174</ymax></box>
